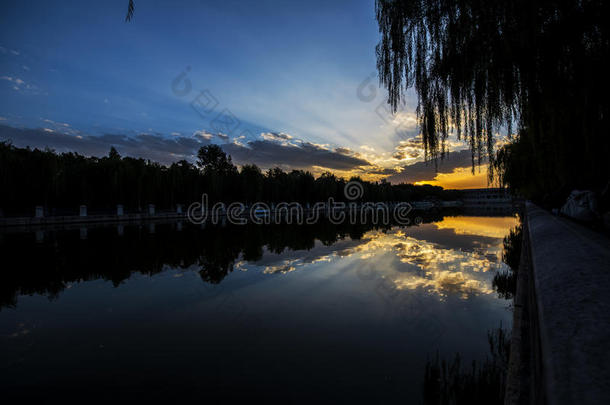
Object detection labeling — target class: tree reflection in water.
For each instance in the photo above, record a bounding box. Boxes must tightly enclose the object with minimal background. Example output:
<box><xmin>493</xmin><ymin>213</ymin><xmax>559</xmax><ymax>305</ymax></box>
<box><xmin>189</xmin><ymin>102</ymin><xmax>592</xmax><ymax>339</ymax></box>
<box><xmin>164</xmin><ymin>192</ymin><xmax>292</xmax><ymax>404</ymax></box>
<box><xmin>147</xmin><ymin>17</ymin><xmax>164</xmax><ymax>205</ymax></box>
<box><xmin>2</xmin><ymin>213</ymin><xmax>458</xmax><ymax>309</ymax></box>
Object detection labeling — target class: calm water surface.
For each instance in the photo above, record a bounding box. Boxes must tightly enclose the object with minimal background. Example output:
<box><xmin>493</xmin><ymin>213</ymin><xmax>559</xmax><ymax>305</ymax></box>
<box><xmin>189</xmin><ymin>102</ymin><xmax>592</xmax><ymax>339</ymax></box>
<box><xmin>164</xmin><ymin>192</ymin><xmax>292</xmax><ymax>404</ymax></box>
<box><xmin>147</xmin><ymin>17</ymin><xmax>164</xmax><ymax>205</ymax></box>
<box><xmin>0</xmin><ymin>213</ymin><xmax>518</xmax><ymax>402</ymax></box>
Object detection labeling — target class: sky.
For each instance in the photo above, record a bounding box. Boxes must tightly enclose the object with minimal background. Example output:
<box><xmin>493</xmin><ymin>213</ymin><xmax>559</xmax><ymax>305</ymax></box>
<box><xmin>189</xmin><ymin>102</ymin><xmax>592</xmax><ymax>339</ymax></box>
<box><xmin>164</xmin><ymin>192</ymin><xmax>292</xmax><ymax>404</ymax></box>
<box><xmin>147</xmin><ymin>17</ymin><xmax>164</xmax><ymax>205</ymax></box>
<box><xmin>0</xmin><ymin>0</ymin><xmax>490</xmax><ymax>188</ymax></box>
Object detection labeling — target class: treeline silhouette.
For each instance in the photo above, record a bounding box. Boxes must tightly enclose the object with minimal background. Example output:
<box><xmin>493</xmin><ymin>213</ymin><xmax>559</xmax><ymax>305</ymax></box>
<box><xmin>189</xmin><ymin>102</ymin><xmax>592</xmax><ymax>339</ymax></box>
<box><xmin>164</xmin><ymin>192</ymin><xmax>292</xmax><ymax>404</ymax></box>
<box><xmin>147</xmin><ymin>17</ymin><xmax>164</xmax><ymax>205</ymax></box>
<box><xmin>0</xmin><ymin>142</ymin><xmax>458</xmax><ymax>216</ymax></box>
<box><xmin>0</xmin><ymin>213</ymin><xmax>450</xmax><ymax>309</ymax></box>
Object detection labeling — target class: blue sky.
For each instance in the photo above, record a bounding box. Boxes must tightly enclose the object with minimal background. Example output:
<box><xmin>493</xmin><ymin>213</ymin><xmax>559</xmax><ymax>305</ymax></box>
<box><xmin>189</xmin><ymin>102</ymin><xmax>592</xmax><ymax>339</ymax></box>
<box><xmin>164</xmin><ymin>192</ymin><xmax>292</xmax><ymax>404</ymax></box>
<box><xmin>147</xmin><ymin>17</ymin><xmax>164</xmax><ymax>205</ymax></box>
<box><xmin>0</xmin><ymin>0</ymin><xmax>483</xmax><ymax>186</ymax></box>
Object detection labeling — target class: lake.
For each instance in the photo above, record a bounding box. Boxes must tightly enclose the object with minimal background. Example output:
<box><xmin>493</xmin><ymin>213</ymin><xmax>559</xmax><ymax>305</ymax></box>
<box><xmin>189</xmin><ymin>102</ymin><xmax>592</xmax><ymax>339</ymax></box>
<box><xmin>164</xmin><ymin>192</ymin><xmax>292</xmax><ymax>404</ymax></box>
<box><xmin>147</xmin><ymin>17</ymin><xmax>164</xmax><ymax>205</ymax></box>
<box><xmin>0</xmin><ymin>212</ymin><xmax>518</xmax><ymax>402</ymax></box>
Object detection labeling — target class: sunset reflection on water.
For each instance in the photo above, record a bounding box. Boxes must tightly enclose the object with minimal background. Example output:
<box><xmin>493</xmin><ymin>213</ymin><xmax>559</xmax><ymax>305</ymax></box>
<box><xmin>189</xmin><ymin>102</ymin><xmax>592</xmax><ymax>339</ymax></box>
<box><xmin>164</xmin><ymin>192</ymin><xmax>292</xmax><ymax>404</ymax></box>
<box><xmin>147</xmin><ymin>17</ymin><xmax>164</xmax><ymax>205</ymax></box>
<box><xmin>248</xmin><ymin>215</ymin><xmax>519</xmax><ymax>300</ymax></box>
<box><xmin>1</xmin><ymin>214</ymin><xmax>519</xmax><ymax>402</ymax></box>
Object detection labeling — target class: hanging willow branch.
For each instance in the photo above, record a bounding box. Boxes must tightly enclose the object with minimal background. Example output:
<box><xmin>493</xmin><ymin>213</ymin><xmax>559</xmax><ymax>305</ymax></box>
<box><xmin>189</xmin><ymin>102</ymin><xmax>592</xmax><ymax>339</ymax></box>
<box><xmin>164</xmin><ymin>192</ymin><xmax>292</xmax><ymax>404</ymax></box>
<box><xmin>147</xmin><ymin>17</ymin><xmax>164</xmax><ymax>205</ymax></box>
<box><xmin>376</xmin><ymin>0</ymin><xmax>609</xmax><ymax>199</ymax></box>
<box><xmin>125</xmin><ymin>0</ymin><xmax>135</xmax><ymax>22</ymax></box>
<box><xmin>376</xmin><ymin>0</ymin><xmax>526</xmax><ymax>164</ymax></box>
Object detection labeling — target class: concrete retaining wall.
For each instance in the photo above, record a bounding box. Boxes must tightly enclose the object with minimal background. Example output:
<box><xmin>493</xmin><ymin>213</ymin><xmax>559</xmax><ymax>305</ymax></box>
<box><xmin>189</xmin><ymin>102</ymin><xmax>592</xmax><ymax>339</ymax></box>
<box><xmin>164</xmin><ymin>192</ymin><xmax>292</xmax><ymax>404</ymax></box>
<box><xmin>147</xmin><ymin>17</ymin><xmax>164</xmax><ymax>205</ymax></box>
<box><xmin>507</xmin><ymin>202</ymin><xmax>610</xmax><ymax>404</ymax></box>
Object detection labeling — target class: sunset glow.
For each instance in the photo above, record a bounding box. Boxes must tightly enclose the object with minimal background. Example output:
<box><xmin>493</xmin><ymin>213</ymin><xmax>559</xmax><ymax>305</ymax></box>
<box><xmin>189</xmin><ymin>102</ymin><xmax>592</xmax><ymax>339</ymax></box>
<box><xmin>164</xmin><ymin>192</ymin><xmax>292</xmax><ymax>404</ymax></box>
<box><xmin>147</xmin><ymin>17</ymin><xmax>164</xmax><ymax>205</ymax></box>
<box><xmin>414</xmin><ymin>164</ymin><xmax>490</xmax><ymax>189</ymax></box>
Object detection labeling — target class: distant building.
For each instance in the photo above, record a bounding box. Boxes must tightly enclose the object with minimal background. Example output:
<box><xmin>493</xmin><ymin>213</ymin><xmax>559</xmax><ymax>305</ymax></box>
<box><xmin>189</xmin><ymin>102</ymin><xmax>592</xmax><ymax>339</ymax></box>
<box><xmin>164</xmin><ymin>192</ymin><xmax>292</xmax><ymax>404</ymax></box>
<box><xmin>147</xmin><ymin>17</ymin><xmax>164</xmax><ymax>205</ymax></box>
<box><xmin>456</xmin><ymin>188</ymin><xmax>511</xmax><ymax>202</ymax></box>
<box><xmin>446</xmin><ymin>188</ymin><xmax>517</xmax><ymax>215</ymax></box>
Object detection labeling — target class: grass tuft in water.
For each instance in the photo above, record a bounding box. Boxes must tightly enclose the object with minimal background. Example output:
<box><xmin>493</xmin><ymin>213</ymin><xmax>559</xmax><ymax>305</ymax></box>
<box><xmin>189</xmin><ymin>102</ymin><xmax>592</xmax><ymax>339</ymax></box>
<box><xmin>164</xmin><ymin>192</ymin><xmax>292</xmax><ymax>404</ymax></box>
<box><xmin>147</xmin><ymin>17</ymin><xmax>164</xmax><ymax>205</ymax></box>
<box><xmin>423</xmin><ymin>327</ymin><xmax>511</xmax><ymax>405</ymax></box>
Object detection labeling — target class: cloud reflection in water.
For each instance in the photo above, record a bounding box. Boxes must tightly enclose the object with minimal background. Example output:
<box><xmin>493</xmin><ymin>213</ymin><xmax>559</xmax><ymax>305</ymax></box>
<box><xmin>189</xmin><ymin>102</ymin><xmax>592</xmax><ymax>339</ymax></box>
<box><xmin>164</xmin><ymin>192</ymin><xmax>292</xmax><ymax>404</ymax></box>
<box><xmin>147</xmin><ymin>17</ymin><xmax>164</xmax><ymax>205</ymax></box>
<box><xmin>249</xmin><ymin>215</ymin><xmax>518</xmax><ymax>300</ymax></box>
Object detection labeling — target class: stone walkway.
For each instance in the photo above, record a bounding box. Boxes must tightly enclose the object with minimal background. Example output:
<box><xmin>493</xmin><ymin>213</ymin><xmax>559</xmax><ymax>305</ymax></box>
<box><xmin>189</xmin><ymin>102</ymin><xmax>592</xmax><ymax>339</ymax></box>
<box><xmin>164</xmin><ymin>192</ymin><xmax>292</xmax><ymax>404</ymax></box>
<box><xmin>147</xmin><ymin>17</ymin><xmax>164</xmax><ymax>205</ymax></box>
<box><xmin>510</xmin><ymin>203</ymin><xmax>610</xmax><ymax>404</ymax></box>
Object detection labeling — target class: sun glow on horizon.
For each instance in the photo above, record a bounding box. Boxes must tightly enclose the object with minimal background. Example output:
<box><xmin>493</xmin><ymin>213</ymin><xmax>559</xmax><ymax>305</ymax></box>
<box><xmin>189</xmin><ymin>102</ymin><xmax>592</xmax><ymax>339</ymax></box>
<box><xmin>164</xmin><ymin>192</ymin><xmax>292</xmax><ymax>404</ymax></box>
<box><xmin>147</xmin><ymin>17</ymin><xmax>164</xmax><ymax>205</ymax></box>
<box><xmin>414</xmin><ymin>164</ymin><xmax>490</xmax><ymax>189</ymax></box>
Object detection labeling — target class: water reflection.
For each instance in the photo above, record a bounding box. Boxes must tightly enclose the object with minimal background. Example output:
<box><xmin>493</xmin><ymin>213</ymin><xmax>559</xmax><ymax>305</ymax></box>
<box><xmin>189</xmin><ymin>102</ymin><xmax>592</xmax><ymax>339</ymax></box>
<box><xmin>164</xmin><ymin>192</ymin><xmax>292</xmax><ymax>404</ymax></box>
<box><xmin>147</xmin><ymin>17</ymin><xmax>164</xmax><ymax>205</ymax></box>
<box><xmin>433</xmin><ymin>216</ymin><xmax>521</xmax><ymax>239</ymax></box>
<box><xmin>0</xmin><ymin>210</ymin><xmax>518</xmax><ymax>402</ymax></box>
<box><xmin>0</xmin><ymin>212</ymin><xmax>517</xmax><ymax>309</ymax></box>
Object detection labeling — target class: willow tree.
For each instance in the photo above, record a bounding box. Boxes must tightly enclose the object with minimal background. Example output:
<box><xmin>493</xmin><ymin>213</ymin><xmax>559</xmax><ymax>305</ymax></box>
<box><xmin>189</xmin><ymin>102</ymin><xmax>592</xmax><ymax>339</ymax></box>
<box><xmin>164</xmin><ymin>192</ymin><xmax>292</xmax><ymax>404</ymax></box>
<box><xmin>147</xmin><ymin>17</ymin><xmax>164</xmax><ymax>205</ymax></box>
<box><xmin>376</xmin><ymin>0</ymin><xmax>609</xmax><ymax>204</ymax></box>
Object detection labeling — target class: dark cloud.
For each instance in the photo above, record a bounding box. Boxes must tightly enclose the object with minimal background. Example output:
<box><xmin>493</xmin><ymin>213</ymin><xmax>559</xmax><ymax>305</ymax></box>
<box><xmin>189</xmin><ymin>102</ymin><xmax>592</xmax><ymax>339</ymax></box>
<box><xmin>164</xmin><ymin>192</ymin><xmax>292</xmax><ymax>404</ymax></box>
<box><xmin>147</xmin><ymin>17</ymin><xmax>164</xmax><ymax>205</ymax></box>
<box><xmin>334</xmin><ymin>147</ymin><xmax>352</xmax><ymax>155</ymax></box>
<box><xmin>0</xmin><ymin>125</ymin><xmax>210</xmax><ymax>165</ymax></box>
<box><xmin>371</xmin><ymin>167</ymin><xmax>398</xmax><ymax>175</ymax></box>
<box><xmin>223</xmin><ymin>139</ymin><xmax>371</xmax><ymax>171</ymax></box>
<box><xmin>387</xmin><ymin>149</ymin><xmax>484</xmax><ymax>184</ymax></box>
<box><xmin>0</xmin><ymin>125</ymin><xmax>371</xmax><ymax>172</ymax></box>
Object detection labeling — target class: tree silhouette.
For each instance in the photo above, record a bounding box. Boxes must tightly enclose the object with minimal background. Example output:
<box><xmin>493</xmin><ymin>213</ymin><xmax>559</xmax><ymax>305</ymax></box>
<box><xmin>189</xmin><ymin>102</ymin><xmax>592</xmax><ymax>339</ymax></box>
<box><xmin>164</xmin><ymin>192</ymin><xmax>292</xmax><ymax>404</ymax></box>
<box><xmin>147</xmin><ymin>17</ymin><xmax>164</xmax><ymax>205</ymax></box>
<box><xmin>376</xmin><ymin>0</ymin><xmax>610</xmax><ymax>205</ymax></box>
<box><xmin>196</xmin><ymin>144</ymin><xmax>238</xmax><ymax>176</ymax></box>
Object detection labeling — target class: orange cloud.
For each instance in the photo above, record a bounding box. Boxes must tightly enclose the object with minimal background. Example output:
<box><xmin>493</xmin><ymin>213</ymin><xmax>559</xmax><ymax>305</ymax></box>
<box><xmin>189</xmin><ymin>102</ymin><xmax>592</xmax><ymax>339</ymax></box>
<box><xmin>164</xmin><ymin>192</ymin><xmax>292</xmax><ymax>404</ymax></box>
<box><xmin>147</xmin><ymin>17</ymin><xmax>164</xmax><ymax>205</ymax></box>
<box><xmin>414</xmin><ymin>164</ymin><xmax>489</xmax><ymax>189</ymax></box>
